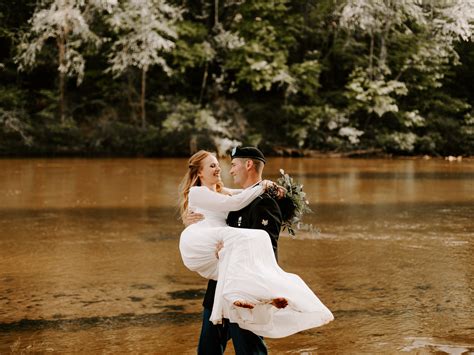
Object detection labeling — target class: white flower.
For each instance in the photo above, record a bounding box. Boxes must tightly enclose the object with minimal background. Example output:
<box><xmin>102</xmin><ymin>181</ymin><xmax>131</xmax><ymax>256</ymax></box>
<box><xmin>338</xmin><ymin>126</ymin><xmax>364</xmax><ymax>144</ymax></box>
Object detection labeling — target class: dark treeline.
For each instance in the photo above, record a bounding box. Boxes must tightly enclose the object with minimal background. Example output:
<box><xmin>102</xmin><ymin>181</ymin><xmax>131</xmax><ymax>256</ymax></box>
<box><xmin>0</xmin><ymin>0</ymin><xmax>473</xmax><ymax>157</ymax></box>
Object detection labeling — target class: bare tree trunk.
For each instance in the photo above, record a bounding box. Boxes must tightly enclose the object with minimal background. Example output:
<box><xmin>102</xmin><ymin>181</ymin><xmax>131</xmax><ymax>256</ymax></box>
<box><xmin>199</xmin><ymin>61</ymin><xmax>209</xmax><ymax>106</ymax></box>
<box><xmin>378</xmin><ymin>21</ymin><xmax>391</xmax><ymax>79</ymax></box>
<box><xmin>126</xmin><ymin>70</ymin><xmax>138</xmax><ymax>123</ymax></box>
<box><xmin>379</xmin><ymin>33</ymin><xmax>387</xmax><ymax>78</ymax></box>
<box><xmin>57</xmin><ymin>35</ymin><xmax>66</xmax><ymax>124</ymax></box>
<box><xmin>59</xmin><ymin>71</ymin><xmax>66</xmax><ymax>124</ymax></box>
<box><xmin>214</xmin><ymin>0</ymin><xmax>219</xmax><ymax>26</ymax></box>
<box><xmin>369</xmin><ymin>30</ymin><xmax>374</xmax><ymax>80</ymax></box>
<box><xmin>141</xmin><ymin>68</ymin><xmax>147</xmax><ymax>128</ymax></box>
<box><xmin>190</xmin><ymin>134</ymin><xmax>197</xmax><ymax>155</ymax></box>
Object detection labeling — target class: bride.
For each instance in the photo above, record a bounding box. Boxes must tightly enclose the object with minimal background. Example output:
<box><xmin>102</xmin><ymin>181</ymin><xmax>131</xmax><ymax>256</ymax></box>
<box><xmin>179</xmin><ymin>150</ymin><xmax>333</xmax><ymax>338</ymax></box>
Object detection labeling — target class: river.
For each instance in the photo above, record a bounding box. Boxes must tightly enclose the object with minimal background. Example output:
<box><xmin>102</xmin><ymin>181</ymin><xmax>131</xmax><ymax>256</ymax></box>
<box><xmin>0</xmin><ymin>157</ymin><xmax>472</xmax><ymax>353</ymax></box>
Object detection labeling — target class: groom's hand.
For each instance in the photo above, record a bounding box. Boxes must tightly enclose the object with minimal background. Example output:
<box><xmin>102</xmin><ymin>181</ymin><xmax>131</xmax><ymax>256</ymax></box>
<box><xmin>183</xmin><ymin>211</ymin><xmax>204</xmax><ymax>226</ymax></box>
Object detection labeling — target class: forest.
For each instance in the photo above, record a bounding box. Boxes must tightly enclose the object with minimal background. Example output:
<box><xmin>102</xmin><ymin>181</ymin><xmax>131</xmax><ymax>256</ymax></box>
<box><xmin>0</xmin><ymin>0</ymin><xmax>473</xmax><ymax>157</ymax></box>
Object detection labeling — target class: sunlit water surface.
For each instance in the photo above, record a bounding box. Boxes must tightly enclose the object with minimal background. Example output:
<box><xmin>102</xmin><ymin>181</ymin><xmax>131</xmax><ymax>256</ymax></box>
<box><xmin>0</xmin><ymin>157</ymin><xmax>472</xmax><ymax>354</ymax></box>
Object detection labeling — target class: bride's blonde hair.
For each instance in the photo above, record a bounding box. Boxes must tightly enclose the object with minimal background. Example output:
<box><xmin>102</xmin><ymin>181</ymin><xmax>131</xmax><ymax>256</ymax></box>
<box><xmin>179</xmin><ymin>150</ymin><xmax>224</xmax><ymax>221</ymax></box>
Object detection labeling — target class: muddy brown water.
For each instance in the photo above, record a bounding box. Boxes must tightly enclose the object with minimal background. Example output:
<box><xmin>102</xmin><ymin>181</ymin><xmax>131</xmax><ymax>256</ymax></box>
<box><xmin>0</xmin><ymin>157</ymin><xmax>472</xmax><ymax>354</ymax></box>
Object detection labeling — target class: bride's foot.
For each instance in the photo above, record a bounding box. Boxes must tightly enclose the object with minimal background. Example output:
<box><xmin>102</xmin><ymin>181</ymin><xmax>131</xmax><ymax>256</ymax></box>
<box><xmin>270</xmin><ymin>297</ymin><xmax>288</xmax><ymax>309</ymax></box>
<box><xmin>233</xmin><ymin>300</ymin><xmax>255</xmax><ymax>309</ymax></box>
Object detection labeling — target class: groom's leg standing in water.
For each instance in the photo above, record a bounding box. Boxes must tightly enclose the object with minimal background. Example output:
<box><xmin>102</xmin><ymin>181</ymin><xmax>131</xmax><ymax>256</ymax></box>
<box><xmin>198</xmin><ymin>307</ymin><xmax>229</xmax><ymax>355</ymax></box>
<box><xmin>198</xmin><ymin>279</ymin><xmax>267</xmax><ymax>355</ymax></box>
<box><xmin>229</xmin><ymin>322</ymin><xmax>267</xmax><ymax>355</ymax></box>
<box><xmin>198</xmin><ymin>308</ymin><xmax>267</xmax><ymax>355</ymax></box>
<box><xmin>198</xmin><ymin>309</ymin><xmax>267</xmax><ymax>355</ymax></box>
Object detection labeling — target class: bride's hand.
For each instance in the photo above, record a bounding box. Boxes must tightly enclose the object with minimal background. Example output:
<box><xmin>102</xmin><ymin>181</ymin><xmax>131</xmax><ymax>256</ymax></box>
<box><xmin>261</xmin><ymin>179</ymin><xmax>275</xmax><ymax>190</ymax></box>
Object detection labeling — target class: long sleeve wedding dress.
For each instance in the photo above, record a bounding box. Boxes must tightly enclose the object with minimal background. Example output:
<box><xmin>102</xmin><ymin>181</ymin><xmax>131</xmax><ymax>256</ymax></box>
<box><xmin>179</xmin><ymin>185</ymin><xmax>333</xmax><ymax>338</ymax></box>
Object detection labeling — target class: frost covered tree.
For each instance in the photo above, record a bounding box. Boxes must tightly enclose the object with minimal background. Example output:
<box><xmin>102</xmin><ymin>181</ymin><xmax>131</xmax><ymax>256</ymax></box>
<box><xmin>15</xmin><ymin>0</ymin><xmax>109</xmax><ymax>123</ymax></box>
<box><xmin>106</xmin><ymin>0</ymin><xmax>182</xmax><ymax>128</ymax></box>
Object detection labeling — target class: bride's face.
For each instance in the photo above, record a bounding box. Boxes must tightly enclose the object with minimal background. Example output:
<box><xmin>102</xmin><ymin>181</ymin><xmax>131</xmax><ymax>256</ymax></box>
<box><xmin>198</xmin><ymin>154</ymin><xmax>221</xmax><ymax>186</ymax></box>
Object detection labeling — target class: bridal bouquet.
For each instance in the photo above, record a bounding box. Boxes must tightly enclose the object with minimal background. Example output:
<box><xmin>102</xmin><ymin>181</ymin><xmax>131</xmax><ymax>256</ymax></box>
<box><xmin>270</xmin><ymin>169</ymin><xmax>312</xmax><ymax>237</ymax></box>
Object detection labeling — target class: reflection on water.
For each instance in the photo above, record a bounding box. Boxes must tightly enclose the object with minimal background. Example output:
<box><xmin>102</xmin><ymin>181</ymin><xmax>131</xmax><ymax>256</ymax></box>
<box><xmin>0</xmin><ymin>157</ymin><xmax>473</xmax><ymax>353</ymax></box>
<box><xmin>401</xmin><ymin>337</ymin><xmax>473</xmax><ymax>354</ymax></box>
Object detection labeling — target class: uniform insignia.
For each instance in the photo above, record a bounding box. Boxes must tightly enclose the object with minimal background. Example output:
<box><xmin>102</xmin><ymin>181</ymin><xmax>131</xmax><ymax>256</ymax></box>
<box><xmin>261</xmin><ymin>219</ymin><xmax>268</xmax><ymax>226</ymax></box>
<box><xmin>237</xmin><ymin>216</ymin><xmax>242</xmax><ymax>227</ymax></box>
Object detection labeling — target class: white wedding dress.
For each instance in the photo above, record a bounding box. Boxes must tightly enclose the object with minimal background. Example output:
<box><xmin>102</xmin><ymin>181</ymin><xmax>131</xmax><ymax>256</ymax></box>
<box><xmin>179</xmin><ymin>185</ymin><xmax>334</xmax><ymax>338</ymax></box>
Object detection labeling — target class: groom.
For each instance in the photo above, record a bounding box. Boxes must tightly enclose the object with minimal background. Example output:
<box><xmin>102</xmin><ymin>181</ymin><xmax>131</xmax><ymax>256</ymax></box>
<box><xmin>186</xmin><ymin>146</ymin><xmax>283</xmax><ymax>355</ymax></box>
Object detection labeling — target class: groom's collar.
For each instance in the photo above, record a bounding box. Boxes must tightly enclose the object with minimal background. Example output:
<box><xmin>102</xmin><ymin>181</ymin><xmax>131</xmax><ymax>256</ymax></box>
<box><xmin>245</xmin><ymin>180</ymin><xmax>262</xmax><ymax>189</ymax></box>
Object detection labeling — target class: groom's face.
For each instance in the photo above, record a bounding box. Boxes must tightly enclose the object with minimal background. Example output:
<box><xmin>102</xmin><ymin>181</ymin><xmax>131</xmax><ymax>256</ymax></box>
<box><xmin>229</xmin><ymin>158</ymin><xmax>248</xmax><ymax>187</ymax></box>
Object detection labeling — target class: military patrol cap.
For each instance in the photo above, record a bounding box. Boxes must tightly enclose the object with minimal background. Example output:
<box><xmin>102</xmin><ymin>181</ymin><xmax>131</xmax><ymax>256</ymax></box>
<box><xmin>230</xmin><ymin>146</ymin><xmax>266</xmax><ymax>164</ymax></box>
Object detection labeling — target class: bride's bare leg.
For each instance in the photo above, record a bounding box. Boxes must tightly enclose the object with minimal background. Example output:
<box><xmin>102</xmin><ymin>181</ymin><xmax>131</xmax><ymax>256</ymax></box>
<box><xmin>233</xmin><ymin>300</ymin><xmax>255</xmax><ymax>309</ymax></box>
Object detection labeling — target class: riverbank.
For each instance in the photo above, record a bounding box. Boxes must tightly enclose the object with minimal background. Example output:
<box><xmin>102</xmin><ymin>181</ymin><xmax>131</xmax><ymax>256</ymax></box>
<box><xmin>1</xmin><ymin>149</ymin><xmax>471</xmax><ymax>161</ymax></box>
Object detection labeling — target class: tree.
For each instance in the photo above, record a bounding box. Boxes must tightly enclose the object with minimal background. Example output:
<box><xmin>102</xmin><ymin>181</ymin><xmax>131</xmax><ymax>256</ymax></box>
<box><xmin>15</xmin><ymin>0</ymin><xmax>106</xmax><ymax>123</ymax></box>
<box><xmin>338</xmin><ymin>0</ymin><xmax>474</xmax><ymax>114</ymax></box>
<box><xmin>2</xmin><ymin>0</ymin><xmax>473</xmax><ymax>156</ymax></box>
<box><xmin>106</xmin><ymin>0</ymin><xmax>182</xmax><ymax>128</ymax></box>
<box><xmin>336</xmin><ymin>0</ymin><xmax>474</xmax><ymax>152</ymax></box>
<box><xmin>160</xmin><ymin>95</ymin><xmax>246</xmax><ymax>155</ymax></box>
<box><xmin>221</xmin><ymin>0</ymin><xmax>299</xmax><ymax>94</ymax></box>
